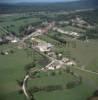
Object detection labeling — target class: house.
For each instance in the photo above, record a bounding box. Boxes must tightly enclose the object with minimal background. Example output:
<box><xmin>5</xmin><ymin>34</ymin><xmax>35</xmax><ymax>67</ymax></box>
<box><xmin>36</xmin><ymin>43</ymin><xmax>53</xmax><ymax>53</ymax></box>
<box><xmin>45</xmin><ymin>60</ymin><xmax>64</xmax><ymax>71</ymax></box>
<box><xmin>47</xmin><ymin>52</ymin><xmax>57</xmax><ymax>58</ymax></box>
<box><xmin>5</xmin><ymin>36</ymin><xmax>13</xmax><ymax>41</ymax></box>
<box><xmin>4</xmin><ymin>36</ymin><xmax>19</xmax><ymax>43</ymax></box>
<box><xmin>53</xmin><ymin>27</ymin><xmax>80</xmax><ymax>37</ymax></box>
<box><xmin>31</xmin><ymin>38</ymin><xmax>53</xmax><ymax>53</ymax></box>
<box><xmin>0</xmin><ymin>38</ymin><xmax>3</xmax><ymax>44</ymax></box>
<box><xmin>11</xmin><ymin>37</ymin><xmax>19</xmax><ymax>43</ymax></box>
<box><xmin>62</xmin><ymin>57</ymin><xmax>76</xmax><ymax>66</ymax></box>
<box><xmin>66</xmin><ymin>61</ymin><xmax>76</xmax><ymax>66</ymax></box>
<box><xmin>0</xmin><ymin>51</ymin><xmax>9</xmax><ymax>55</ymax></box>
<box><xmin>36</xmin><ymin>29</ymin><xmax>43</xmax><ymax>34</ymax></box>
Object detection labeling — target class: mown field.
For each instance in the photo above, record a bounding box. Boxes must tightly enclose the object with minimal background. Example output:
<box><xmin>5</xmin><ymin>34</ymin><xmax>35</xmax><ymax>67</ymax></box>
<box><xmin>0</xmin><ymin>44</ymin><xmax>49</xmax><ymax>100</ymax></box>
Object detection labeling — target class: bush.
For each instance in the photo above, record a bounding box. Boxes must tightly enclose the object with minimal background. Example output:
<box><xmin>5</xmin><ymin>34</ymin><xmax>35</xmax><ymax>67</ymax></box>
<box><xmin>66</xmin><ymin>81</ymin><xmax>76</xmax><ymax>89</ymax></box>
<box><xmin>25</xmin><ymin>62</ymin><xmax>36</xmax><ymax>72</ymax></box>
<box><xmin>93</xmin><ymin>90</ymin><xmax>98</xmax><ymax>96</ymax></box>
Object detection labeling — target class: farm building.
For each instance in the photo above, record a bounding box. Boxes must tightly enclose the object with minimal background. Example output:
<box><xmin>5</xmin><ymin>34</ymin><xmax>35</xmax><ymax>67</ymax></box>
<box><xmin>31</xmin><ymin>38</ymin><xmax>54</xmax><ymax>53</ymax></box>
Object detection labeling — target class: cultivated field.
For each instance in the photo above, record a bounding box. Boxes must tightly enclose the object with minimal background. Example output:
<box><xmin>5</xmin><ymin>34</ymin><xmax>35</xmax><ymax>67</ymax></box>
<box><xmin>0</xmin><ymin>14</ymin><xmax>41</xmax><ymax>36</ymax></box>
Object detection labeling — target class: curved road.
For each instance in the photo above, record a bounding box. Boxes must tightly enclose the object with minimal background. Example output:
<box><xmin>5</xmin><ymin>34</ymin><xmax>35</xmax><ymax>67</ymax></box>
<box><xmin>22</xmin><ymin>65</ymin><xmax>98</xmax><ymax>100</ymax></box>
<box><xmin>22</xmin><ymin>75</ymin><xmax>30</xmax><ymax>100</ymax></box>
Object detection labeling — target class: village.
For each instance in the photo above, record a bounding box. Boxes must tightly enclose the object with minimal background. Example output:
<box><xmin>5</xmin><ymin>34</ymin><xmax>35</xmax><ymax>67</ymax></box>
<box><xmin>0</xmin><ymin>19</ymin><xmax>80</xmax><ymax>67</ymax></box>
<box><xmin>0</xmin><ymin>15</ymin><xmax>91</xmax><ymax>56</ymax></box>
<box><xmin>0</xmin><ymin>12</ymin><xmax>98</xmax><ymax>100</ymax></box>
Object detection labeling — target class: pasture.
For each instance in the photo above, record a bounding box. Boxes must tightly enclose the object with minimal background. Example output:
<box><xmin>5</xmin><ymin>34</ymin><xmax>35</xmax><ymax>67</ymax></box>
<box><xmin>28</xmin><ymin>69</ymin><xmax>98</xmax><ymax>100</ymax></box>
<box><xmin>0</xmin><ymin>44</ymin><xmax>49</xmax><ymax>100</ymax></box>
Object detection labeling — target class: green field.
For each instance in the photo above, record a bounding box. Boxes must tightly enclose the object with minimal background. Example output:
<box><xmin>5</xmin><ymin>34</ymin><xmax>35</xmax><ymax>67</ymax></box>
<box><xmin>0</xmin><ymin>44</ymin><xmax>49</xmax><ymax>100</ymax></box>
<box><xmin>60</xmin><ymin>25</ymin><xmax>85</xmax><ymax>33</ymax></box>
<box><xmin>0</xmin><ymin>14</ymin><xmax>41</xmax><ymax>36</ymax></box>
<box><xmin>27</xmin><ymin>69</ymin><xmax>98</xmax><ymax>100</ymax></box>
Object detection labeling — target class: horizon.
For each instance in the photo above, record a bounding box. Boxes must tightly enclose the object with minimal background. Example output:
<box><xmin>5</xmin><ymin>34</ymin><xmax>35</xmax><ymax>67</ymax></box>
<box><xmin>0</xmin><ymin>0</ymin><xmax>79</xmax><ymax>4</ymax></box>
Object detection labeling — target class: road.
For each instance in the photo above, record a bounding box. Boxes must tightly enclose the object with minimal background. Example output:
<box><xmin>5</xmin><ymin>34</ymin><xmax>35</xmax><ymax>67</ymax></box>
<box><xmin>22</xmin><ymin>54</ymin><xmax>98</xmax><ymax>100</ymax></box>
<box><xmin>21</xmin><ymin>19</ymin><xmax>98</xmax><ymax>99</ymax></box>
<box><xmin>22</xmin><ymin>50</ymin><xmax>98</xmax><ymax>99</ymax></box>
<box><xmin>20</xmin><ymin>31</ymin><xmax>41</xmax><ymax>43</ymax></box>
<box><xmin>22</xmin><ymin>75</ymin><xmax>30</xmax><ymax>100</ymax></box>
<box><xmin>72</xmin><ymin>66</ymin><xmax>98</xmax><ymax>75</ymax></box>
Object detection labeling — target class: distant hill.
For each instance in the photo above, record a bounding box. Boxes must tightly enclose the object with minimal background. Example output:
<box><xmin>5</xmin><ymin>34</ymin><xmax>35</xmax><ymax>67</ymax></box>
<box><xmin>82</xmin><ymin>0</ymin><xmax>98</xmax><ymax>7</ymax></box>
<box><xmin>0</xmin><ymin>0</ymin><xmax>98</xmax><ymax>14</ymax></box>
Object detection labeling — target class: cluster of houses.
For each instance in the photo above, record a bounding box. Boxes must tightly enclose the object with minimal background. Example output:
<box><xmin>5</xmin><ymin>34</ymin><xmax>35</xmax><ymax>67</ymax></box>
<box><xmin>53</xmin><ymin>27</ymin><xmax>80</xmax><ymax>37</ymax></box>
<box><xmin>31</xmin><ymin>37</ymin><xmax>76</xmax><ymax>71</ymax></box>
<box><xmin>62</xmin><ymin>57</ymin><xmax>76</xmax><ymax>66</ymax></box>
<box><xmin>0</xmin><ymin>35</ymin><xmax>19</xmax><ymax>45</ymax></box>
<box><xmin>41</xmin><ymin>57</ymin><xmax>76</xmax><ymax>71</ymax></box>
<box><xmin>71</xmin><ymin>16</ymin><xmax>93</xmax><ymax>29</ymax></box>
<box><xmin>36</xmin><ymin>21</ymin><xmax>55</xmax><ymax>34</ymax></box>
<box><xmin>0</xmin><ymin>49</ymin><xmax>14</xmax><ymax>55</ymax></box>
<box><xmin>43</xmin><ymin>60</ymin><xmax>64</xmax><ymax>70</ymax></box>
<box><xmin>31</xmin><ymin>37</ymin><xmax>54</xmax><ymax>53</ymax></box>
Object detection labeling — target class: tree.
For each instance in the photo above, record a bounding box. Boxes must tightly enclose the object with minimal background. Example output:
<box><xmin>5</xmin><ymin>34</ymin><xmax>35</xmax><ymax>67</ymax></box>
<box><xmin>93</xmin><ymin>90</ymin><xmax>98</xmax><ymax>96</ymax></box>
<box><xmin>66</xmin><ymin>67</ymin><xmax>70</xmax><ymax>73</ymax></box>
<box><xmin>87</xmin><ymin>90</ymin><xmax>98</xmax><ymax>100</ymax></box>
<box><xmin>66</xmin><ymin>81</ymin><xmax>76</xmax><ymax>89</ymax></box>
<box><xmin>16</xmin><ymin>79</ymin><xmax>23</xmax><ymax>86</ymax></box>
<box><xmin>51</xmin><ymin>71</ymin><xmax>56</xmax><ymax>76</ymax></box>
<box><xmin>85</xmin><ymin>27</ymin><xmax>98</xmax><ymax>39</ymax></box>
<box><xmin>18</xmin><ymin>89</ymin><xmax>23</xmax><ymax>94</ymax></box>
<box><xmin>10</xmin><ymin>50</ymin><xmax>14</xmax><ymax>54</ymax></box>
<box><xmin>25</xmin><ymin>62</ymin><xmax>36</xmax><ymax>72</ymax></box>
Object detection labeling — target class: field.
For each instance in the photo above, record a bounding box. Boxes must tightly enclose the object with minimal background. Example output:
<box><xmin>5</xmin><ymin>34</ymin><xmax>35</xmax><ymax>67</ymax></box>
<box><xmin>0</xmin><ymin>41</ymin><xmax>98</xmax><ymax>100</ymax></box>
<box><xmin>0</xmin><ymin>14</ymin><xmax>41</xmax><ymax>36</ymax></box>
<box><xmin>0</xmin><ymin>44</ymin><xmax>49</xmax><ymax>100</ymax></box>
<box><xmin>60</xmin><ymin>25</ymin><xmax>85</xmax><ymax>33</ymax></box>
<box><xmin>27</xmin><ymin>68</ymin><xmax>98</xmax><ymax>100</ymax></box>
